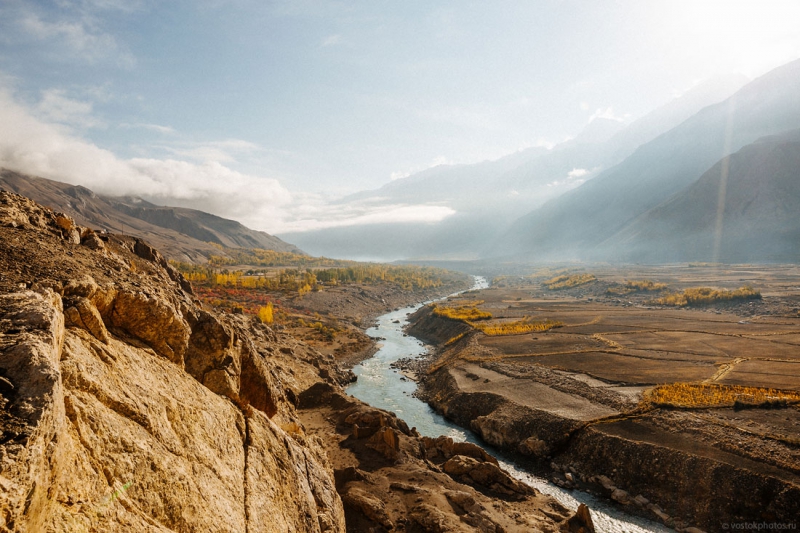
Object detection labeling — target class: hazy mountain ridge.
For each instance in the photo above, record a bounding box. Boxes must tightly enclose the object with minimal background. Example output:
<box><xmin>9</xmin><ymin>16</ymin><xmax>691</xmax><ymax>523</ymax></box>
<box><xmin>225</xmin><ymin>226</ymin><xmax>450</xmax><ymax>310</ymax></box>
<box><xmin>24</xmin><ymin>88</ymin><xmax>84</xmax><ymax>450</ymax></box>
<box><xmin>603</xmin><ymin>129</ymin><xmax>800</xmax><ymax>263</ymax></box>
<box><xmin>285</xmin><ymin>74</ymin><xmax>749</xmax><ymax>261</ymax></box>
<box><xmin>492</xmin><ymin>59</ymin><xmax>800</xmax><ymax>261</ymax></box>
<box><xmin>0</xmin><ymin>170</ymin><xmax>304</xmax><ymax>262</ymax></box>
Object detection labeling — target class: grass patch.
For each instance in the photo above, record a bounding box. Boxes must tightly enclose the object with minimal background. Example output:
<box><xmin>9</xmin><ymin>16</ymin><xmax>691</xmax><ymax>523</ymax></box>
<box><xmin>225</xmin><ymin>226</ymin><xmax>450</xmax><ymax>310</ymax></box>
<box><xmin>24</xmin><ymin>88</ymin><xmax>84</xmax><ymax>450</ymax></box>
<box><xmin>653</xmin><ymin>286</ymin><xmax>761</xmax><ymax>307</ymax></box>
<box><xmin>607</xmin><ymin>279</ymin><xmax>667</xmax><ymax>296</ymax></box>
<box><xmin>432</xmin><ymin>304</ymin><xmax>492</xmax><ymax>322</ymax></box>
<box><xmin>645</xmin><ymin>383</ymin><xmax>800</xmax><ymax>409</ymax></box>
<box><xmin>543</xmin><ymin>273</ymin><xmax>597</xmax><ymax>290</ymax></box>
<box><xmin>444</xmin><ymin>332</ymin><xmax>468</xmax><ymax>345</ymax></box>
<box><xmin>472</xmin><ymin>317</ymin><xmax>564</xmax><ymax>336</ymax></box>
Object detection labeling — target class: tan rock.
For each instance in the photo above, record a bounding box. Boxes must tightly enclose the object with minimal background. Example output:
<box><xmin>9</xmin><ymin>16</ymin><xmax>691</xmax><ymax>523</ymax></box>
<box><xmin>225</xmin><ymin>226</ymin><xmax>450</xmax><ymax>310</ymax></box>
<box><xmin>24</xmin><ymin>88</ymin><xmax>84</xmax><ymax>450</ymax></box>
<box><xmin>518</xmin><ymin>436</ymin><xmax>550</xmax><ymax>457</ymax></box>
<box><xmin>564</xmin><ymin>503</ymin><xmax>595</xmax><ymax>533</ymax></box>
<box><xmin>64</xmin><ymin>297</ymin><xmax>109</xmax><ymax>344</ymax></box>
<box><xmin>443</xmin><ymin>455</ymin><xmax>534</xmax><ymax>496</ymax></box>
<box><xmin>0</xmin><ymin>290</ymin><xmax>346</xmax><ymax>533</ymax></box>
<box><xmin>341</xmin><ymin>487</ymin><xmax>394</xmax><ymax>530</ymax></box>
<box><xmin>110</xmin><ymin>290</ymin><xmax>191</xmax><ymax>365</ymax></box>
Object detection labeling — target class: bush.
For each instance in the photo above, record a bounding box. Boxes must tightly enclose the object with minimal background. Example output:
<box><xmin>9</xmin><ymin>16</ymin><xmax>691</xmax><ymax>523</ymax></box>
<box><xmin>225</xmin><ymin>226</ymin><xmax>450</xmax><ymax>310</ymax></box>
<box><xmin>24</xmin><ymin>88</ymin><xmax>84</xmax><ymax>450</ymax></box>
<box><xmin>653</xmin><ymin>286</ymin><xmax>760</xmax><ymax>307</ymax></box>
<box><xmin>432</xmin><ymin>304</ymin><xmax>492</xmax><ymax>322</ymax></box>
<box><xmin>473</xmin><ymin>317</ymin><xmax>563</xmax><ymax>336</ymax></box>
<box><xmin>543</xmin><ymin>274</ymin><xmax>596</xmax><ymax>290</ymax></box>
<box><xmin>645</xmin><ymin>383</ymin><xmax>800</xmax><ymax>408</ymax></box>
<box><xmin>606</xmin><ymin>279</ymin><xmax>667</xmax><ymax>295</ymax></box>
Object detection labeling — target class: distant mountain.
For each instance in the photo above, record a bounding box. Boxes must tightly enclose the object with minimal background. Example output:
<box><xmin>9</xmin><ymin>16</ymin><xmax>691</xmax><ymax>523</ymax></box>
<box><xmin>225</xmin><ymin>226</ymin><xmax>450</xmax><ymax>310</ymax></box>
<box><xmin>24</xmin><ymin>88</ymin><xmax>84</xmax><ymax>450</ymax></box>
<box><xmin>492</xmin><ymin>59</ymin><xmax>800</xmax><ymax>261</ymax></box>
<box><xmin>0</xmin><ymin>170</ymin><xmax>303</xmax><ymax>262</ymax></box>
<box><xmin>603</xmin><ymin>130</ymin><xmax>800</xmax><ymax>263</ymax></box>
<box><xmin>285</xmin><ymin>74</ymin><xmax>748</xmax><ymax>261</ymax></box>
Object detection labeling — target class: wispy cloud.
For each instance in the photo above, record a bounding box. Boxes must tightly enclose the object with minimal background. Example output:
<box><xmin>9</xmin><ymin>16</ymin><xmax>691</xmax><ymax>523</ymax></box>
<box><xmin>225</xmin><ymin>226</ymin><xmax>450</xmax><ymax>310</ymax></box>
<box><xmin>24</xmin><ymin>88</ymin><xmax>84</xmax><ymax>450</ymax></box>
<box><xmin>2</xmin><ymin>3</ymin><xmax>135</xmax><ymax>67</ymax></box>
<box><xmin>160</xmin><ymin>139</ymin><xmax>262</xmax><ymax>163</ymax></box>
<box><xmin>321</xmin><ymin>34</ymin><xmax>342</xmax><ymax>47</ymax></box>
<box><xmin>280</xmin><ymin>196</ymin><xmax>455</xmax><ymax>233</ymax></box>
<box><xmin>119</xmin><ymin>123</ymin><xmax>177</xmax><ymax>135</ymax></box>
<box><xmin>588</xmin><ymin>107</ymin><xmax>629</xmax><ymax>123</ymax></box>
<box><xmin>0</xmin><ymin>88</ymin><xmax>293</xmax><ymax>231</ymax></box>
<box><xmin>36</xmin><ymin>89</ymin><xmax>103</xmax><ymax>128</ymax></box>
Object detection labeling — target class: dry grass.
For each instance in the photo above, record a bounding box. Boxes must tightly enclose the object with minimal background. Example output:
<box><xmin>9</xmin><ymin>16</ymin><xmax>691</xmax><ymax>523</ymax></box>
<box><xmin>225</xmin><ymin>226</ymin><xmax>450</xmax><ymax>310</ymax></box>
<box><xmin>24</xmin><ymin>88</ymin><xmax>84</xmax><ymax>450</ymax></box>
<box><xmin>607</xmin><ymin>279</ymin><xmax>668</xmax><ymax>296</ymax></box>
<box><xmin>645</xmin><ymin>383</ymin><xmax>800</xmax><ymax>408</ymax></box>
<box><xmin>444</xmin><ymin>332</ymin><xmax>468</xmax><ymax>345</ymax></box>
<box><xmin>432</xmin><ymin>304</ymin><xmax>492</xmax><ymax>322</ymax></box>
<box><xmin>472</xmin><ymin>317</ymin><xmax>564</xmax><ymax>336</ymax></box>
<box><xmin>543</xmin><ymin>273</ymin><xmax>597</xmax><ymax>290</ymax></box>
<box><xmin>653</xmin><ymin>286</ymin><xmax>761</xmax><ymax>307</ymax></box>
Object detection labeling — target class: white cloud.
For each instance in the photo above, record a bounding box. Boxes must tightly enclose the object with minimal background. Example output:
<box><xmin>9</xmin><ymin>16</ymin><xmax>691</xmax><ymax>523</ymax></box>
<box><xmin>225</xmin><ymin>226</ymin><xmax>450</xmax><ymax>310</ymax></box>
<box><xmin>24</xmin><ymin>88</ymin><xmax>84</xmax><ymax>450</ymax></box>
<box><xmin>119</xmin><ymin>122</ymin><xmax>177</xmax><ymax>135</ymax></box>
<box><xmin>547</xmin><ymin>167</ymin><xmax>595</xmax><ymax>189</ymax></box>
<box><xmin>36</xmin><ymin>89</ymin><xmax>103</xmax><ymax>128</ymax></box>
<box><xmin>580</xmin><ymin>101</ymin><xmax>590</xmax><ymax>111</ymax></box>
<box><xmin>280</xmin><ymin>196</ymin><xmax>455</xmax><ymax>233</ymax></box>
<box><xmin>322</xmin><ymin>34</ymin><xmax>342</xmax><ymax>47</ymax></box>
<box><xmin>588</xmin><ymin>107</ymin><xmax>629</xmax><ymax>123</ymax></box>
<box><xmin>160</xmin><ymin>139</ymin><xmax>262</xmax><ymax>163</ymax></box>
<box><xmin>0</xmin><ymin>88</ymin><xmax>293</xmax><ymax>231</ymax></box>
<box><xmin>7</xmin><ymin>5</ymin><xmax>135</xmax><ymax>67</ymax></box>
<box><xmin>0</xmin><ymin>86</ymin><xmax>452</xmax><ymax>235</ymax></box>
<box><xmin>390</xmin><ymin>170</ymin><xmax>410</xmax><ymax>181</ymax></box>
<box><xmin>567</xmin><ymin>168</ymin><xmax>588</xmax><ymax>179</ymax></box>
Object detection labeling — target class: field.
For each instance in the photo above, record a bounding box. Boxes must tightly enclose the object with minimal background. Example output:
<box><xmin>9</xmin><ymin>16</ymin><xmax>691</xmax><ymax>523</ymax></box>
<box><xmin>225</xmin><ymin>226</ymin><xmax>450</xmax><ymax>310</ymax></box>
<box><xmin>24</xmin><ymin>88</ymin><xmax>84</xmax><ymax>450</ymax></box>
<box><xmin>415</xmin><ymin>262</ymin><xmax>800</xmax><ymax>519</ymax></box>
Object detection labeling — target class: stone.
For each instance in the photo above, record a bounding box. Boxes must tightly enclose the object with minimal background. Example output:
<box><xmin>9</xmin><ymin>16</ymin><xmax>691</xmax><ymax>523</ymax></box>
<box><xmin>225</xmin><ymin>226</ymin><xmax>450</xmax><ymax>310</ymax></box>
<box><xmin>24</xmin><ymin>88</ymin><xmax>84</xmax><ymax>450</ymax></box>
<box><xmin>81</xmin><ymin>231</ymin><xmax>105</xmax><ymax>251</ymax></box>
<box><xmin>342</xmin><ymin>487</ymin><xmax>394</xmax><ymax>530</ymax></box>
<box><xmin>442</xmin><ymin>455</ymin><xmax>534</xmax><ymax>496</ymax></box>
<box><xmin>611</xmin><ymin>488</ymin><xmax>631</xmax><ymax>504</ymax></box>
<box><xmin>519</xmin><ymin>436</ymin><xmax>549</xmax><ymax>457</ymax></box>
<box><xmin>564</xmin><ymin>503</ymin><xmax>596</xmax><ymax>533</ymax></box>
<box><xmin>110</xmin><ymin>290</ymin><xmax>191</xmax><ymax>365</ymax></box>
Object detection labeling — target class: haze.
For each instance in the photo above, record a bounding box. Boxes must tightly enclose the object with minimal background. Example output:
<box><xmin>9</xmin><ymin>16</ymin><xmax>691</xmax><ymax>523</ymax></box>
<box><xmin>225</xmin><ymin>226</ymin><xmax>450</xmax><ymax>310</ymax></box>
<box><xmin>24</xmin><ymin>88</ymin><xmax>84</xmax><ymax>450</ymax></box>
<box><xmin>0</xmin><ymin>0</ymin><xmax>799</xmax><ymax>251</ymax></box>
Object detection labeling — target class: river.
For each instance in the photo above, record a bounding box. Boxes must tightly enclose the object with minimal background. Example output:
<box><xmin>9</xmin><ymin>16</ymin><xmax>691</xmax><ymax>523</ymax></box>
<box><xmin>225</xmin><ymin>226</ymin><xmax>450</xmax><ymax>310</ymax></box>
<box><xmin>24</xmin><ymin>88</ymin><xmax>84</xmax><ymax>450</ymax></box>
<box><xmin>346</xmin><ymin>276</ymin><xmax>670</xmax><ymax>533</ymax></box>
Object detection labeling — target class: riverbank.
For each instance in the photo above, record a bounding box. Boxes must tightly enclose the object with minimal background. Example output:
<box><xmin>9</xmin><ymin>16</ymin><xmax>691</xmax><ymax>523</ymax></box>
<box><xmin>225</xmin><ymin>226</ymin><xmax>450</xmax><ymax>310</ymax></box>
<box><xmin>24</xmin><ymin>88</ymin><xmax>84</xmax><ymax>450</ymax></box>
<box><xmin>345</xmin><ymin>277</ymin><xmax>675</xmax><ymax>533</ymax></box>
<box><xmin>406</xmin><ymin>269</ymin><xmax>800</xmax><ymax>532</ymax></box>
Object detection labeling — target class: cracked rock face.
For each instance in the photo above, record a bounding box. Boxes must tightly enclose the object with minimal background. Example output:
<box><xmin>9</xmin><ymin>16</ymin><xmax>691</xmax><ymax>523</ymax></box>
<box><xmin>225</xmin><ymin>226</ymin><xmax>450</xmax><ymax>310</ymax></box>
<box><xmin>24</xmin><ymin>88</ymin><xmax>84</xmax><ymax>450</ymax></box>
<box><xmin>0</xmin><ymin>191</ymin><xmax>345</xmax><ymax>532</ymax></box>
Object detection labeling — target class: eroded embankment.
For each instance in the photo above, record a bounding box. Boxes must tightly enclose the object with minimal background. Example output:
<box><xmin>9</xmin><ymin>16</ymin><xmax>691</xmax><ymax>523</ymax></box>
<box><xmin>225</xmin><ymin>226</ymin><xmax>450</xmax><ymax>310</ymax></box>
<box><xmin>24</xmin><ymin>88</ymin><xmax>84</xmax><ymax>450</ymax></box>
<box><xmin>408</xmin><ymin>305</ymin><xmax>800</xmax><ymax>532</ymax></box>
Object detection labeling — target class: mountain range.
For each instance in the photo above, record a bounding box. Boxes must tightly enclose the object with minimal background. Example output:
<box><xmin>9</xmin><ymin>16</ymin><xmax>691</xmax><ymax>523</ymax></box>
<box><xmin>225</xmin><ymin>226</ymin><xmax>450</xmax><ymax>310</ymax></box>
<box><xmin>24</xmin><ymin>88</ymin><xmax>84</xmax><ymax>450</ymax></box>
<box><xmin>282</xmin><ymin>73</ymin><xmax>751</xmax><ymax>260</ymax></box>
<box><xmin>493</xmin><ymin>58</ymin><xmax>800</xmax><ymax>262</ymax></box>
<box><xmin>0</xmin><ymin>170</ymin><xmax>303</xmax><ymax>262</ymax></box>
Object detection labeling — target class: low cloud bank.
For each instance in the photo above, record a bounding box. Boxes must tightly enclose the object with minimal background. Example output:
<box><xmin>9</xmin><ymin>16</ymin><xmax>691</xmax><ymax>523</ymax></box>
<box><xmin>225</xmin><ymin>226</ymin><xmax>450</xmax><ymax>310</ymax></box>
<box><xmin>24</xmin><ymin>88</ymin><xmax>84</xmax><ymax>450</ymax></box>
<box><xmin>0</xmin><ymin>89</ymin><xmax>455</xmax><ymax>234</ymax></box>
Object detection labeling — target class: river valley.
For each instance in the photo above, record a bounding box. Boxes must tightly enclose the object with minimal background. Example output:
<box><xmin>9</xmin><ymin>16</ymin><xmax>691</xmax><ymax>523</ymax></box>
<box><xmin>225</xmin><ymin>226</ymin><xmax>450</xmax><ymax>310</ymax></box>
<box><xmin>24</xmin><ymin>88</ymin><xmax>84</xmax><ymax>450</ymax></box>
<box><xmin>347</xmin><ymin>276</ymin><xmax>671</xmax><ymax>533</ymax></box>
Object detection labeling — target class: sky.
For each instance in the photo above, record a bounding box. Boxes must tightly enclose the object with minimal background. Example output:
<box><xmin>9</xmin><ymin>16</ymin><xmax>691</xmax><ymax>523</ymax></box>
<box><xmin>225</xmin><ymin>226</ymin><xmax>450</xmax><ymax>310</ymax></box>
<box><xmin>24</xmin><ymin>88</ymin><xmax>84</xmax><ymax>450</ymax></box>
<box><xmin>1</xmin><ymin>0</ymin><xmax>799</xmax><ymax>233</ymax></box>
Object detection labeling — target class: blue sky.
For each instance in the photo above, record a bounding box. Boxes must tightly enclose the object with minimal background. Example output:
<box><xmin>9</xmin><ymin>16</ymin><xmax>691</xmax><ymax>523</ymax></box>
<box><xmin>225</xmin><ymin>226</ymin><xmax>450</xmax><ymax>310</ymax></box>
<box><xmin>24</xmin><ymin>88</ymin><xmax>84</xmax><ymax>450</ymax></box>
<box><xmin>1</xmin><ymin>0</ymin><xmax>799</xmax><ymax>232</ymax></box>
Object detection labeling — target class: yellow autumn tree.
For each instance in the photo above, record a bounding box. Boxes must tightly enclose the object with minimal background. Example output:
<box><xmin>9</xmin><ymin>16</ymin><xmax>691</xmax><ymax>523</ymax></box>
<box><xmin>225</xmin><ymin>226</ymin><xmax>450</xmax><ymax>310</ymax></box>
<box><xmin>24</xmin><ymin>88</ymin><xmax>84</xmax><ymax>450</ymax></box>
<box><xmin>257</xmin><ymin>303</ymin><xmax>274</xmax><ymax>324</ymax></box>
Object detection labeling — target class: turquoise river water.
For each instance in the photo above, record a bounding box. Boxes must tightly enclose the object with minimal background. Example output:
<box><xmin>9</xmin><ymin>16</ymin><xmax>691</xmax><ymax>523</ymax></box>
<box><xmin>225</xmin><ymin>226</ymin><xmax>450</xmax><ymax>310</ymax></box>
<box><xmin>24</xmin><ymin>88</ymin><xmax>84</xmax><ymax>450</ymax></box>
<box><xmin>346</xmin><ymin>276</ymin><xmax>670</xmax><ymax>533</ymax></box>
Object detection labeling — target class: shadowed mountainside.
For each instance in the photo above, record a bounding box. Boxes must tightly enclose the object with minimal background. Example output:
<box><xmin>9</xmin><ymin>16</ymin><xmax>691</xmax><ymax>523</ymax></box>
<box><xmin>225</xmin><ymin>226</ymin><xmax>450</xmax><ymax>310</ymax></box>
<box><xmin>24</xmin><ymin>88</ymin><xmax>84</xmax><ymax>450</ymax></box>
<box><xmin>492</xmin><ymin>59</ymin><xmax>800</xmax><ymax>262</ymax></box>
<box><xmin>605</xmin><ymin>129</ymin><xmax>800</xmax><ymax>263</ymax></box>
<box><xmin>0</xmin><ymin>169</ymin><xmax>303</xmax><ymax>262</ymax></box>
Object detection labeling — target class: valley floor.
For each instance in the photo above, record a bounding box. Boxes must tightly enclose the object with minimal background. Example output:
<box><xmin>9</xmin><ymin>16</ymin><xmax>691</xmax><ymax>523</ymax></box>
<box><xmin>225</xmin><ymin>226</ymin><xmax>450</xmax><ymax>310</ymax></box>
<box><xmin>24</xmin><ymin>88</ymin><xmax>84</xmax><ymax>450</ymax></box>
<box><xmin>405</xmin><ymin>264</ymin><xmax>800</xmax><ymax>532</ymax></box>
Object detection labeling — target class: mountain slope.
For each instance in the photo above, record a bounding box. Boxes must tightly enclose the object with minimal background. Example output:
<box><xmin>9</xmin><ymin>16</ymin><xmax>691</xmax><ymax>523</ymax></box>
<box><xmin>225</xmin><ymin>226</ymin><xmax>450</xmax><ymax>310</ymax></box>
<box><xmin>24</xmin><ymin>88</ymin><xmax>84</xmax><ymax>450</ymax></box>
<box><xmin>492</xmin><ymin>59</ymin><xmax>800</xmax><ymax>261</ymax></box>
<box><xmin>0</xmin><ymin>169</ymin><xmax>303</xmax><ymax>261</ymax></box>
<box><xmin>604</xmin><ymin>130</ymin><xmax>800</xmax><ymax>263</ymax></box>
<box><xmin>286</xmin><ymin>74</ymin><xmax>748</xmax><ymax>261</ymax></box>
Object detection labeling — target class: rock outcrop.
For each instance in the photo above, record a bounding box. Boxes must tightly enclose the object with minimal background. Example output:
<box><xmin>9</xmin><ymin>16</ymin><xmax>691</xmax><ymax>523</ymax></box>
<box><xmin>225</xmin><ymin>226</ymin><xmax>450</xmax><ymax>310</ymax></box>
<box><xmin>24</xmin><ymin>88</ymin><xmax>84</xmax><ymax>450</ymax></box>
<box><xmin>0</xmin><ymin>191</ymin><xmax>345</xmax><ymax>532</ymax></box>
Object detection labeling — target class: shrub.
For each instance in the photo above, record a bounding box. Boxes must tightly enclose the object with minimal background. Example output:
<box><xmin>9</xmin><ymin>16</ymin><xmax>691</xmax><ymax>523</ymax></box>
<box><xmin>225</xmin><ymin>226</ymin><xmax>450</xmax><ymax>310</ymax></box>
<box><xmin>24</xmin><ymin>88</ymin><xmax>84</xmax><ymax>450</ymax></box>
<box><xmin>606</xmin><ymin>279</ymin><xmax>667</xmax><ymax>295</ymax></box>
<box><xmin>653</xmin><ymin>286</ymin><xmax>760</xmax><ymax>307</ymax></box>
<box><xmin>645</xmin><ymin>383</ymin><xmax>800</xmax><ymax>408</ymax></box>
<box><xmin>543</xmin><ymin>274</ymin><xmax>596</xmax><ymax>290</ymax></box>
<box><xmin>472</xmin><ymin>317</ymin><xmax>563</xmax><ymax>336</ymax></box>
<box><xmin>432</xmin><ymin>304</ymin><xmax>492</xmax><ymax>322</ymax></box>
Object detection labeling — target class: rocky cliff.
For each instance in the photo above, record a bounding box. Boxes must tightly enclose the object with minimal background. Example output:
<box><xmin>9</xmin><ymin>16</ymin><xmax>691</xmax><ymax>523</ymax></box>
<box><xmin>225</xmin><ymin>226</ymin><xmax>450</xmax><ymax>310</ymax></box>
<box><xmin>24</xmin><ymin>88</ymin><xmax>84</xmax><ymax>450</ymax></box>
<box><xmin>0</xmin><ymin>190</ymin><xmax>577</xmax><ymax>532</ymax></box>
